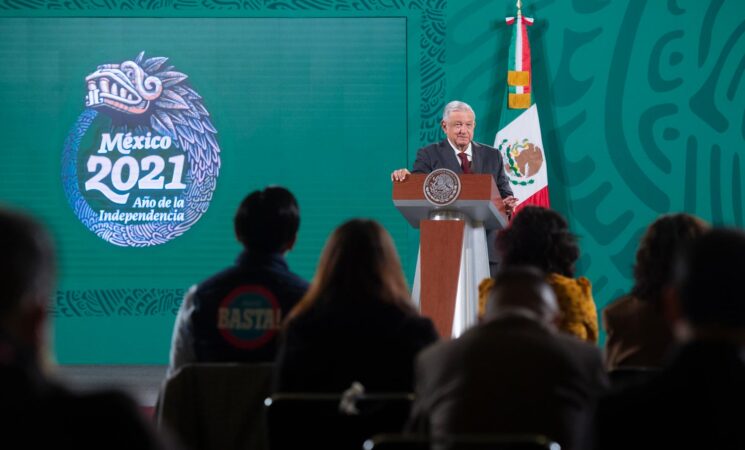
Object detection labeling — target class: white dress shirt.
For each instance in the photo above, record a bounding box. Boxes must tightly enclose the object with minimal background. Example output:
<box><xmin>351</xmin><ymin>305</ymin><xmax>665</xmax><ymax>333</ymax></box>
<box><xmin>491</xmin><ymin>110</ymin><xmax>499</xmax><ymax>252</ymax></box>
<box><xmin>447</xmin><ymin>139</ymin><xmax>472</xmax><ymax>163</ymax></box>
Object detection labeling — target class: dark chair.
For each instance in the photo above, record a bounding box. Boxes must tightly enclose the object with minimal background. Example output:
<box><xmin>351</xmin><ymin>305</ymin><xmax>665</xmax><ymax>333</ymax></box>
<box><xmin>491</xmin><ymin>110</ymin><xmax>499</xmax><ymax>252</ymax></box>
<box><xmin>156</xmin><ymin>363</ymin><xmax>274</xmax><ymax>450</ymax></box>
<box><xmin>607</xmin><ymin>367</ymin><xmax>659</xmax><ymax>389</ymax></box>
<box><xmin>265</xmin><ymin>392</ymin><xmax>414</xmax><ymax>450</ymax></box>
<box><xmin>363</xmin><ymin>433</ymin><xmax>560</xmax><ymax>450</ymax></box>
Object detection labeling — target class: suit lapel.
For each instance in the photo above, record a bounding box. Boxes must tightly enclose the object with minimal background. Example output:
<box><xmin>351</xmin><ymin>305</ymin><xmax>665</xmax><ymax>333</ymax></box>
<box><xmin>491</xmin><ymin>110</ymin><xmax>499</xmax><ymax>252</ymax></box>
<box><xmin>471</xmin><ymin>142</ymin><xmax>484</xmax><ymax>174</ymax></box>
<box><xmin>439</xmin><ymin>140</ymin><xmax>463</xmax><ymax>173</ymax></box>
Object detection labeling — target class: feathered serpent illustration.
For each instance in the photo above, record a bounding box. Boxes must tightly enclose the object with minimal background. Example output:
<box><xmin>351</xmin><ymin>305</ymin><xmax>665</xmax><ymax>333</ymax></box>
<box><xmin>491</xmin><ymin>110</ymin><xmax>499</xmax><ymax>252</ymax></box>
<box><xmin>62</xmin><ymin>51</ymin><xmax>221</xmax><ymax>246</ymax></box>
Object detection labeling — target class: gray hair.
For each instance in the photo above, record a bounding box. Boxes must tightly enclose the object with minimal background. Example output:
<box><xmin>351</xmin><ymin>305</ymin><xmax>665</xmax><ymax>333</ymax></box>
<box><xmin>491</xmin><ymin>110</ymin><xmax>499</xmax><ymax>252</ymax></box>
<box><xmin>442</xmin><ymin>100</ymin><xmax>476</xmax><ymax>122</ymax></box>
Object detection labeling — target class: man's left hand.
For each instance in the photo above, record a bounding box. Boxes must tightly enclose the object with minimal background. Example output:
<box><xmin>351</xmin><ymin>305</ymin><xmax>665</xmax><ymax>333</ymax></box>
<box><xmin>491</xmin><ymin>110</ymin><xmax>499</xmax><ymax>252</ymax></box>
<box><xmin>502</xmin><ymin>196</ymin><xmax>518</xmax><ymax>215</ymax></box>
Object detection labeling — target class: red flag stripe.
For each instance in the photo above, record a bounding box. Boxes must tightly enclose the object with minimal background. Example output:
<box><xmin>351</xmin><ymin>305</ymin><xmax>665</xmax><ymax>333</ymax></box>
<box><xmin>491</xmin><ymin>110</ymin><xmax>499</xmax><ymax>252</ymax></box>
<box><xmin>520</xmin><ymin>16</ymin><xmax>532</xmax><ymax>87</ymax></box>
<box><xmin>512</xmin><ymin>186</ymin><xmax>550</xmax><ymax>217</ymax></box>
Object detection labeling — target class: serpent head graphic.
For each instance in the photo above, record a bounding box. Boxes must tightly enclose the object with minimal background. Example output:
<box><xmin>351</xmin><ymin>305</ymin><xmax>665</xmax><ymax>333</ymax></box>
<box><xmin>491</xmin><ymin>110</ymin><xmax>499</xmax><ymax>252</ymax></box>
<box><xmin>84</xmin><ymin>51</ymin><xmax>219</xmax><ymax>186</ymax></box>
<box><xmin>85</xmin><ymin>58</ymin><xmax>163</xmax><ymax>115</ymax></box>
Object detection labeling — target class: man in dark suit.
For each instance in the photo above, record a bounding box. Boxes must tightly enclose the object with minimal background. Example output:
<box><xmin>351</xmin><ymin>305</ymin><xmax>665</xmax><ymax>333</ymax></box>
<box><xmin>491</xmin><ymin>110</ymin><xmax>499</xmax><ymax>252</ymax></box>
<box><xmin>595</xmin><ymin>229</ymin><xmax>745</xmax><ymax>450</ymax></box>
<box><xmin>0</xmin><ymin>208</ymin><xmax>177</xmax><ymax>449</ymax></box>
<box><xmin>408</xmin><ymin>267</ymin><xmax>608</xmax><ymax>450</ymax></box>
<box><xmin>391</xmin><ymin>101</ymin><xmax>517</xmax><ymax>274</ymax></box>
<box><xmin>391</xmin><ymin>100</ymin><xmax>516</xmax><ymax>211</ymax></box>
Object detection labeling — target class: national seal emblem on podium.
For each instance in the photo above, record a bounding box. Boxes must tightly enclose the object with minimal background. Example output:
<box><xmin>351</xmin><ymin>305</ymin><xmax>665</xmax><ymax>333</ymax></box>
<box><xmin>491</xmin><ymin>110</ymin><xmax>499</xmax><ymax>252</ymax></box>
<box><xmin>423</xmin><ymin>168</ymin><xmax>461</xmax><ymax>207</ymax></box>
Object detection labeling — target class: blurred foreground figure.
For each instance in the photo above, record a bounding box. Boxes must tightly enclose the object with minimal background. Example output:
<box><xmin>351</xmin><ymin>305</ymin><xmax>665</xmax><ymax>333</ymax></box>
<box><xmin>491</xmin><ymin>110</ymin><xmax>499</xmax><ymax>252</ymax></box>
<box><xmin>274</xmin><ymin>219</ymin><xmax>438</xmax><ymax>393</ymax></box>
<box><xmin>603</xmin><ymin>213</ymin><xmax>708</xmax><ymax>370</ymax></box>
<box><xmin>0</xmin><ymin>208</ymin><xmax>176</xmax><ymax>449</ymax></box>
<box><xmin>409</xmin><ymin>267</ymin><xmax>608</xmax><ymax>450</ymax></box>
<box><xmin>596</xmin><ymin>228</ymin><xmax>745</xmax><ymax>450</ymax></box>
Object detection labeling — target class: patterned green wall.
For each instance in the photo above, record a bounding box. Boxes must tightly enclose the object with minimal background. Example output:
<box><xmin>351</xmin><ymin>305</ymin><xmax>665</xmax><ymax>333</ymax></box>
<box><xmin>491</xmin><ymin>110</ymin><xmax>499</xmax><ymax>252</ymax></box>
<box><xmin>442</xmin><ymin>0</ymin><xmax>745</xmax><ymax>324</ymax></box>
<box><xmin>0</xmin><ymin>0</ymin><xmax>447</xmax><ymax>363</ymax></box>
<box><xmin>0</xmin><ymin>0</ymin><xmax>742</xmax><ymax>361</ymax></box>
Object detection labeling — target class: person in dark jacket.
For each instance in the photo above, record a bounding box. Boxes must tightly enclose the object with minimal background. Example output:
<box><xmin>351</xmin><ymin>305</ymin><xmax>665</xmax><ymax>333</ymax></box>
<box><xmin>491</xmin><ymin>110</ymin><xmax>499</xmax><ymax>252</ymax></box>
<box><xmin>274</xmin><ymin>219</ymin><xmax>438</xmax><ymax>393</ymax></box>
<box><xmin>390</xmin><ymin>100</ymin><xmax>517</xmax><ymax>276</ymax></box>
<box><xmin>167</xmin><ymin>187</ymin><xmax>308</xmax><ymax>377</ymax></box>
<box><xmin>409</xmin><ymin>267</ymin><xmax>608</xmax><ymax>450</ymax></box>
<box><xmin>596</xmin><ymin>228</ymin><xmax>745</xmax><ymax>450</ymax></box>
<box><xmin>0</xmin><ymin>208</ymin><xmax>176</xmax><ymax>450</ymax></box>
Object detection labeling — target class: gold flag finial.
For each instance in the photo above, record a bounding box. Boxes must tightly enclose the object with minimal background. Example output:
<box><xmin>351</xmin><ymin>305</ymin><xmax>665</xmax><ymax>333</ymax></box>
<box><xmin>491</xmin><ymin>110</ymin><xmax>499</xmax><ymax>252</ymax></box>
<box><xmin>517</xmin><ymin>0</ymin><xmax>522</xmax><ymax>14</ymax></box>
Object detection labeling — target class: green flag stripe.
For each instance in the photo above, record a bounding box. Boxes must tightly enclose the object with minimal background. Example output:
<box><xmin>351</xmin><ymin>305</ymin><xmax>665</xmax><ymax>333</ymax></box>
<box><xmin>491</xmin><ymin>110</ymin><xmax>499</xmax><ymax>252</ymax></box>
<box><xmin>507</xmin><ymin>20</ymin><xmax>516</xmax><ymax>73</ymax></box>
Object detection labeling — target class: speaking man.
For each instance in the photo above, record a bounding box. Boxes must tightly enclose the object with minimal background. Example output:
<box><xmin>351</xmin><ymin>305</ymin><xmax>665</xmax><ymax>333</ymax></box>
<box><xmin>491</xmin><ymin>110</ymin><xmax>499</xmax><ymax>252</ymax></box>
<box><xmin>391</xmin><ymin>100</ymin><xmax>518</xmax><ymax>273</ymax></box>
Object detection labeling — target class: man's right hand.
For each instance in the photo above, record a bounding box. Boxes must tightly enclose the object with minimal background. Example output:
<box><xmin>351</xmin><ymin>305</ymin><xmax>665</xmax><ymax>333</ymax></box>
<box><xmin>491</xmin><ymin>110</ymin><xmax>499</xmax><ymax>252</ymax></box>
<box><xmin>391</xmin><ymin>168</ymin><xmax>411</xmax><ymax>182</ymax></box>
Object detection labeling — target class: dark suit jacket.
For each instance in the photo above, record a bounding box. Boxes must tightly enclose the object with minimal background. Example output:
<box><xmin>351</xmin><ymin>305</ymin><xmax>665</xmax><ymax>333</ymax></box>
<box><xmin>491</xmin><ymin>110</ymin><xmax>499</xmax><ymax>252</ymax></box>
<box><xmin>412</xmin><ymin>140</ymin><xmax>513</xmax><ymax>265</ymax></box>
<box><xmin>408</xmin><ymin>315</ymin><xmax>608</xmax><ymax>450</ymax></box>
<box><xmin>602</xmin><ymin>294</ymin><xmax>675</xmax><ymax>370</ymax></box>
<box><xmin>596</xmin><ymin>340</ymin><xmax>745</xmax><ymax>450</ymax></box>
<box><xmin>412</xmin><ymin>139</ymin><xmax>513</xmax><ymax>199</ymax></box>
<box><xmin>0</xmin><ymin>335</ymin><xmax>176</xmax><ymax>450</ymax></box>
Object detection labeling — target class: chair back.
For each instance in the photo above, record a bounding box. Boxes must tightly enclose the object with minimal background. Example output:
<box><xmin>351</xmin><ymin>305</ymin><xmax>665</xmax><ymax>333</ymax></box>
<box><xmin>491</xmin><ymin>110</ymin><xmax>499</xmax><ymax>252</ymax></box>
<box><xmin>364</xmin><ymin>433</ymin><xmax>560</xmax><ymax>450</ymax></box>
<box><xmin>156</xmin><ymin>363</ymin><xmax>274</xmax><ymax>450</ymax></box>
<box><xmin>265</xmin><ymin>392</ymin><xmax>414</xmax><ymax>450</ymax></box>
<box><xmin>607</xmin><ymin>366</ymin><xmax>659</xmax><ymax>389</ymax></box>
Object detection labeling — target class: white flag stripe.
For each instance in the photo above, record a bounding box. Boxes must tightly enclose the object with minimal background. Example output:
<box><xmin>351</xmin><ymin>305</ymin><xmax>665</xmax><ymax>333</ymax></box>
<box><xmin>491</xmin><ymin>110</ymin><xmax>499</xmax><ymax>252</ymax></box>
<box><xmin>494</xmin><ymin>104</ymin><xmax>548</xmax><ymax>206</ymax></box>
<box><xmin>515</xmin><ymin>15</ymin><xmax>523</xmax><ymax>71</ymax></box>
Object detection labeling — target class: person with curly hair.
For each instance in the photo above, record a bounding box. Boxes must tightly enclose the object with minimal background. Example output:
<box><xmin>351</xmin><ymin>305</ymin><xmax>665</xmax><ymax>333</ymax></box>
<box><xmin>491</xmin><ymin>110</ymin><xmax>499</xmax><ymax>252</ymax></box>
<box><xmin>603</xmin><ymin>213</ymin><xmax>708</xmax><ymax>370</ymax></box>
<box><xmin>481</xmin><ymin>206</ymin><xmax>598</xmax><ymax>343</ymax></box>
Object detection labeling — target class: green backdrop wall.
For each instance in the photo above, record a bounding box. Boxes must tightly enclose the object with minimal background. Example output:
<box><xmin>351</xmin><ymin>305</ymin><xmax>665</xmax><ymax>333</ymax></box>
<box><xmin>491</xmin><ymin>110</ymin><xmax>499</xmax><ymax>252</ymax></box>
<box><xmin>0</xmin><ymin>0</ymin><xmax>743</xmax><ymax>364</ymax></box>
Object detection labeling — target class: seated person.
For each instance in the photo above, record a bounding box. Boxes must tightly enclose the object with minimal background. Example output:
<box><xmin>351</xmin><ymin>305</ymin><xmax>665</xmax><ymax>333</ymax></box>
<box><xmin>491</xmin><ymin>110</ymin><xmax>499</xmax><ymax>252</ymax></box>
<box><xmin>603</xmin><ymin>213</ymin><xmax>708</xmax><ymax>370</ymax></box>
<box><xmin>0</xmin><ymin>208</ymin><xmax>176</xmax><ymax>449</ymax></box>
<box><xmin>596</xmin><ymin>229</ymin><xmax>745</xmax><ymax>450</ymax></box>
<box><xmin>168</xmin><ymin>187</ymin><xmax>308</xmax><ymax>377</ymax></box>
<box><xmin>273</xmin><ymin>219</ymin><xmax>438</xmax><ymax>393</ymax></box>
<box><xmin>409</xmin><ymin>267</ymin><xmax>608</xmax><ymax>450</ymax></box>
<box><xmin>493</xmin><ymin>206</ymin><xmax>599</xmax><ymax>343</ymax></box>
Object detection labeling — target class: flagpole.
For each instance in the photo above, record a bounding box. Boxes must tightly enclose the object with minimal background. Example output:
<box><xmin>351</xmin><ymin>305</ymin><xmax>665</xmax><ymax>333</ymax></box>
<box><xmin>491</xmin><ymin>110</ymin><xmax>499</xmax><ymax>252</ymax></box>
<box><xmin>516</xmin><ymin>0</ymin><xmax>522</xmax><ymax>16</ymax></box>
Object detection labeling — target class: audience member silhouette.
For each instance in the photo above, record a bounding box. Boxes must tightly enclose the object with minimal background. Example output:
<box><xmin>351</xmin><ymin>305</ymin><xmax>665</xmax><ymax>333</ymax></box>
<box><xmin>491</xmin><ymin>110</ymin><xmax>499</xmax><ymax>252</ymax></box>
<box><xmin>493</xmin><ymin>206</ymin><xmax>599</xmax><ymax>342</ymax></box>
<box><xmin>603</xmin><ymin>213</ymin><xmax>708</xmax><ymax>370</ymax></box>
<box><xmin>168</xmin><ymin>187</ymin><xmax>308</xmax><ymax>377</ymax></box>
<box><xmin>273</xmin><ymin>219</ymin><xmax>438</xmax><ymax>392</ymax></box>
<box><xmin>0</xmin><ymin>208</ymin><xmax>177</xmax><ymax>450</ymax></box>
<box><xmin>596</xmin><ymin>228</ymin><xmax>745</xmax><ymax>450</ymax></box>
<box><xmin>409</xmin><ymin>267</ymin><xmax>608</xmax><ymax>450</ymax></box>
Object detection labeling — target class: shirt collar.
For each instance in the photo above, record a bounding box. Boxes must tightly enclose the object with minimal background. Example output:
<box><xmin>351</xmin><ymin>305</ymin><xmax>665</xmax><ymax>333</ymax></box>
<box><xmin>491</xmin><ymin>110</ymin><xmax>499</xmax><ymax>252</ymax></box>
<box><xmin>447</xmin><ymin>139</ymin><xmax>472</xmax><ymax>159</ymax></box>
<box><xmin>236</xmin><ymin>250</ymin><xmax>289</xmax><ymax>271</ymax></box>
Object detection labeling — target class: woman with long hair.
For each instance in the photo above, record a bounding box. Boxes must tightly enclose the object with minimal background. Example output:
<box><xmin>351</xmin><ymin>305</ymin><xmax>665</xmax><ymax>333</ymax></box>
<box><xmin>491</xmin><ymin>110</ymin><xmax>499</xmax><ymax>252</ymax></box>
<box><xmin>273</xmin><ymin>219</ymin><xmax>438</xmax><ymax>392</ymax></box>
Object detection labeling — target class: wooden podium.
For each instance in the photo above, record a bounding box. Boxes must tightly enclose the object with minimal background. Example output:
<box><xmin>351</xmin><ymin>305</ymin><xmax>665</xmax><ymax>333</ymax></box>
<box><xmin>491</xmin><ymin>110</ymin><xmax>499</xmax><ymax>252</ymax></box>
<box><xmin>393</xmin><ymin>174</ymin><xmax>508</xmax><ymax>337</ymax></box>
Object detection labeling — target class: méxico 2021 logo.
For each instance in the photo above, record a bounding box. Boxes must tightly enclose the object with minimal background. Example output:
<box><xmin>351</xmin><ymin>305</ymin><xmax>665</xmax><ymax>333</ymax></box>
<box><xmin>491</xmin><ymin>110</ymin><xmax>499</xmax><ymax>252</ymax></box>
<box><xmin>62</xmin><ymin>52</ymin><xmax>221</xmax><ymax>247</ymax></box>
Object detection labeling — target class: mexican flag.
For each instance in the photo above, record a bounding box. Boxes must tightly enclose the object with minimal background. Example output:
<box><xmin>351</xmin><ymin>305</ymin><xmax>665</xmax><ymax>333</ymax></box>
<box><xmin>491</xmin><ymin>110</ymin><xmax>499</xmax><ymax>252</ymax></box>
<box><xmin>494</xmin><ymin>5</ymin><xmax>550</xmax><ymax>213</ymax></box>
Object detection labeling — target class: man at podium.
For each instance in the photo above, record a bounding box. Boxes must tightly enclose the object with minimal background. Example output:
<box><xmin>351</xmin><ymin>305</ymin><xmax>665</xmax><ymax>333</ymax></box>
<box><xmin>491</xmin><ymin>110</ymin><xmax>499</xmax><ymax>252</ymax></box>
<box><xmin>391</xmin><ymin>100</ymin><xmax>518</xmax><ymax>274</ymax></box>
